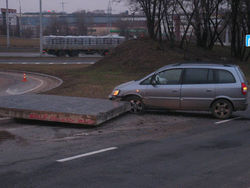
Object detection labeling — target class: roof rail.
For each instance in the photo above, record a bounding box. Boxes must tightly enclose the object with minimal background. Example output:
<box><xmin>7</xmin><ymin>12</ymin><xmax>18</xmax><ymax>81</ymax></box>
<box><xmin>172</xmin><ymin>63</ymin><xmax>182</xmax><ymax>66</ymax></box>
<box><xmin>223</xmin><ymin>64</ymin><xmax>233</xmax><ymax>67</ymax></box>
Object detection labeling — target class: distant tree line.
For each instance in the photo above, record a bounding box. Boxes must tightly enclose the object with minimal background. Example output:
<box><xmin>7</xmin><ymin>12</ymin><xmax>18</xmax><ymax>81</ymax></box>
<box><xmin>44</xmin><ymin>10</ymin><xmax>88</xmax><ymax>36</ymax></box>
<box><xmin>0</xmin><ymin>11</ymin><xmax>89</xmax><ymax>39</ymax></box>
<box><xmin>117</xmin><ymin>0</ymin><xmax>250</xmax><ymax>61</ymax></box>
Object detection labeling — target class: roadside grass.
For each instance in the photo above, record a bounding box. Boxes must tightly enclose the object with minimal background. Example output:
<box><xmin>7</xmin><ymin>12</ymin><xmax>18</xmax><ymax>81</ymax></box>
<box><xmin>0</xmin><ymin>39</ymin><xmax>249</xmax><ymax>99</ymax></box>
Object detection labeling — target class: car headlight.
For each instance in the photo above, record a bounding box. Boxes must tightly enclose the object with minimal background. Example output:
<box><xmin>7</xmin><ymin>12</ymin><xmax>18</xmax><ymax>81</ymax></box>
<box><xmin>112</xmin><ymin>89</ymin><xmax>120</xmax><ymax>96</ymax></box>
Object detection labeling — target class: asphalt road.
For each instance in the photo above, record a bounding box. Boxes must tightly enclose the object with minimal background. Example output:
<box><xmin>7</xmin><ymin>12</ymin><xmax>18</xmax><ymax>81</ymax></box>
<box><xmin>0</xmin><ymin>59</ymin><xmax>98</xmax><ymax>65</ymax></box>
<box><xmin>0</xmin><ymin>107</ymin><xmax>250</xmax><ymax>187</ymax></box>
<box><xmin>0</xmin><ymin>71</ymin><xmax>61</xmax><ymax>96</ymax></box>
<box><xmin>0</xmin><ymin>71</ymin><xmax>250</xmax><ymax>187</ymax></box>
<box><xmin>0</xmin><ymin>52</ymin><xmax>102</xmax><ymax>64</ymax></box>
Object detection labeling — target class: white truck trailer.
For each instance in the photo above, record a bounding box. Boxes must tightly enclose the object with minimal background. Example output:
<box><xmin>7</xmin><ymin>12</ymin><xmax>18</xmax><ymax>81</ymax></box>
<box><xmin>43</xmin><ymin>35</ymin><xmax>125</xmax><ymax>57</ymax></box>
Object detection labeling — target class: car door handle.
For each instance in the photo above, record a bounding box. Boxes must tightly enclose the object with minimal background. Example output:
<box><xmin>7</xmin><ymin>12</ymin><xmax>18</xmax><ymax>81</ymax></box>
<box><xmin>172</xmin><ymin>90</ymin><xmax>178</xmax><ymax>93</ymax></box>
<box><xmin>206</xmin><ymin>89</ymin><xmax>213</xmax><ymax>92</ymax></box>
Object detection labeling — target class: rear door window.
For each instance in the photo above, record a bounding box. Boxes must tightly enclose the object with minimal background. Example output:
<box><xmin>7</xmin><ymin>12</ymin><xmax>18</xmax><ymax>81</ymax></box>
<box><xmin>183</xmin><ymin>68</ymin><xmax>210</xmax><ymax>84</ymax></box>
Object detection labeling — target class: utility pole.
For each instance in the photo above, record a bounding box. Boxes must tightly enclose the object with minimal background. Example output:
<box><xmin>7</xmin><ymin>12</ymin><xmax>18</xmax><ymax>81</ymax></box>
<box><xmin>39</xmin><ymin>0</ymin><xmax>43</xmax><ymax>56</ymax></box>
<box><xmin>107</xmin><ymin>0</ymin><xmax>112</xmax><ymax>34</ymax></box>
<box><xmin>6</xmin><ymin>0</ymin><xmax>10</xmax><ymax>48</ymax></box>
<box><xmin>61</xmin><ymin>0</ymin><xmax>66</xmax><ymax>13</ymax></box>
<box><xmin>19</xmin><ymin>0</ymin><xmax>22</xmax><ymax>37</ymax></box>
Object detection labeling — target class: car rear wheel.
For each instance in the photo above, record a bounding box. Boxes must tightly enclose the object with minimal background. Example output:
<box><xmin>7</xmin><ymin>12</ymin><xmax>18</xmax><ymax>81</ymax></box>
<box><xmin>212</xmin><ymin>99</ymin><xmax>233</xmax><ymax>119</ymax></box>
<box><xmin>125</xmin><ymin>96</ymin><xmax>145</xmax><ymax>114</ymax></box>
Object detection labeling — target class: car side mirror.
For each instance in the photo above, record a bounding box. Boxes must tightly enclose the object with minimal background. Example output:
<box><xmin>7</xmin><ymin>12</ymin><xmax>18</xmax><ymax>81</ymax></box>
<box><xmin>151</xmin><ymin>74</ymin><xmax>158</xmax><ymax>85</ymax></box>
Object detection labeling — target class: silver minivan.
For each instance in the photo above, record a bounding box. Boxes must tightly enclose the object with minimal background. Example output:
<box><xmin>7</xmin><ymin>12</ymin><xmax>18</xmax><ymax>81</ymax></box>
<box><xmin>109</xmin><ymin>63</ymin><xmax>248</xmax><ymax>119</ymax></box>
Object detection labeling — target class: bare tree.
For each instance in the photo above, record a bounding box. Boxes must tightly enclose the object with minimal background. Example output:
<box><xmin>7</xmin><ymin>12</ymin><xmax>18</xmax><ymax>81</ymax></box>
<box><xmin>118</xmin><ymin>0</ymin><xmax>249</xmax><ymax>61</ymax></box>
<box><xmin>230</xmin><ymin>0</ymin><xmax>250</xmax><ymax>61</ymax></box>
<box><xmin>190</xmin><ymin>0</ymin><xmax>228</xmax><ymax>48</ymax></box>
<box><xmin>162</xmin><ymin>0</ymin><xmax>179</xmax><ymax>46</ymax></box>
<box><xmin>73</xmin><ymin>10</ymin><xmax>88</xmax><ymax>35</ymax></box>
<box><xmin>44</xmin><ymin>14</ymin><xmax>71</xmax><ymax>36</ymax></box>
<box><xmin>122</xmin><ymin>0</ymin><xmax>160</xmax><ymax>40</ymax></box>
<box><xmin>22</xmin><ymin>27</ymin><xmax>34</xmax><ymax>38</ymax></box>
<box><xmin>116</xmin><ymin>20</ymin><xmax>130</xmax><ymax>38</ymax></box>
<box><xmin>44</xmin><ymin>15</ymin><xmax>60</xmax><ymax>35</ymax></box>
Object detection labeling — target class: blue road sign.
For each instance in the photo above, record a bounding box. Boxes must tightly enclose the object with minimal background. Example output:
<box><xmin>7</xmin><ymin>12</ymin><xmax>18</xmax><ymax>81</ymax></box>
<box><xmin>246</xmin><ymin>35</ymin><xmax>250</xmax><ymax>47</ymax></box>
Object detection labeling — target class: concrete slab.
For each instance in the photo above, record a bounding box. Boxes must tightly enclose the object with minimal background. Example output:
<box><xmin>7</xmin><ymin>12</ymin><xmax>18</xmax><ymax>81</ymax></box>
<box><xmin>0</xmin><ymin>94</ymin><xmax>131</xmax><ymax>125</ymax></box>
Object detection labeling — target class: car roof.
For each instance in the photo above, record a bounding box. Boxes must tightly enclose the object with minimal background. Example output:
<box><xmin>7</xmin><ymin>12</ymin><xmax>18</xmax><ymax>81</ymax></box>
<box><xmin>157</xmin><ymin>63</ymin><xmax>237</xmax><ymax>72</ymax></box>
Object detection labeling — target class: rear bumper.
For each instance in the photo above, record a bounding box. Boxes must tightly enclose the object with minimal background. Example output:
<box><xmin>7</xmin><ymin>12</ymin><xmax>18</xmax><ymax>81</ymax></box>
<box><xmin>232</xmin><ymin>99</ymin><xmax>248</xmax><ymax>111</ymax></box>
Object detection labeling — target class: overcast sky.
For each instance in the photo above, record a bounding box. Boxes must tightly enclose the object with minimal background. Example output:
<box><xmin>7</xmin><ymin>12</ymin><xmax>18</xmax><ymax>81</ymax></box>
<box><xmin>0</xmin><ymin>0</ymin><xmax>128</xmax><ymax>14</ymax></box>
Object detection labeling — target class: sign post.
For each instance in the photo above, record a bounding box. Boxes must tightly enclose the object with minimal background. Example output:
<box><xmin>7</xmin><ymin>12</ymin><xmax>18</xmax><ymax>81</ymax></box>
<box><xmin>39</xmin><ymin>0</ymin><xmax>43</xmax><ymax>56</ymax></box>
<box><xmin>6</xmin><ymin>0</ymin><xmax>10</xmax><ymax>48</ymax></box>
<box><xmin>246</xmin><ymin>35</ymin><xmax>250</xmax><ymax>47</ymax></box>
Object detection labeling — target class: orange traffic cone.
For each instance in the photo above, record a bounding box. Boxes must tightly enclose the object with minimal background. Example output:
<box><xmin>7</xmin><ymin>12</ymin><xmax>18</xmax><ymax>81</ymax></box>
<box><xmin>23</xmin><ymin>73</ymin><xmax>27</xmax><ymax>82</ymax></box>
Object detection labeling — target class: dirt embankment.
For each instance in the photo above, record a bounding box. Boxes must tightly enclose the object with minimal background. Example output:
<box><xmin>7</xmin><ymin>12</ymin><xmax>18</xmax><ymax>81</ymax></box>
<box><xmin>93</xmin><ymin>38</ymin><xmax>238</xmax><ymax>74</ymax></box>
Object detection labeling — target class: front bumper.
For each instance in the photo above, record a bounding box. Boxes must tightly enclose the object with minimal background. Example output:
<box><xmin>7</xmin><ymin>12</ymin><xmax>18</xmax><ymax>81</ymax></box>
<box><xmin>108</xmin><ymin>95</ymin><xmax>122</xmax><ymax>100</ymax></box>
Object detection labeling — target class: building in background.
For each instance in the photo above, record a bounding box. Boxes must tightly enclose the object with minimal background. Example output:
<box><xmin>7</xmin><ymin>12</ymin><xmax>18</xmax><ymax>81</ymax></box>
<box><xmin>0</xmin><ymin>8</ymin><xmax>18</xmax><ymax>36</ymax></box>
<box><xmin>16</xmin><ymin>10</ymin><xmax>147</xmax><ymax>38</ymax></box>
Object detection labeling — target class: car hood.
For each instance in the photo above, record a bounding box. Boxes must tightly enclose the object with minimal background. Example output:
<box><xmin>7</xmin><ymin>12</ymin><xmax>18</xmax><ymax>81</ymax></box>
<box><xmin>115</xmin><ymin>80</ymin><xmax>136</xmax><ymax>90</ymax></box>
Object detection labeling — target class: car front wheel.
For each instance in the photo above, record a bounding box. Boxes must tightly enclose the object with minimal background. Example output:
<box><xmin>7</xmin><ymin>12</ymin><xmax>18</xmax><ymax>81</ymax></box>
<box><xmin>211</xmin><ymin>99</ymin><xmax>233</xmax><ymax>119</ymax></box>
<box><xmin>125</xmin><ymin>96</ymin><xmax>145</xmax><ymax>114</ymax></box>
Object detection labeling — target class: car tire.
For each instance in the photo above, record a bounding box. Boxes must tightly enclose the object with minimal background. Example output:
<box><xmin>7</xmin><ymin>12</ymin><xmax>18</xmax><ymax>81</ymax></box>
<box><xmin>56</xmin><ymin>50</ymin><xmax>66</xmax><ymax>57</ymax></box>
<box><xmin>125</xmin><ymin>96</ymin><xmax>145</xmax><ymax>114</ymax></box>
<box><xmin>211</xmin><ymin>99</ymin><xmax>233</xmax><ymax>119</ymax></box>
<box><xmin>68</xmin><ymin>51</ymin><xmax>79</xmax><ymax>57</ymax></box>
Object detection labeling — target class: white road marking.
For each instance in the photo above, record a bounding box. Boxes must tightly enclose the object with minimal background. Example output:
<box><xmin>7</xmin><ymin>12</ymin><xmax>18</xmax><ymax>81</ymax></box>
<box><xmin>215</xmin><ymin>117</ymin><xmax>241</xmax><ymax>125</ymax></box>
<box><xmin>73</xmin><ymin>62</ymin><xmax>95</xmax><ymax>65</ymax></box>
<box><xmin>51</xmin><ymin>135</ymin><xmax>89</xmax><ymax>142</ymax></box>
<box><xmin>35</xmin><ymin>63</ymin><xmax>40</xmax><ymax>64</ymax></box>
<box><xmin>49</xmin><ymin>63</ymin><xmax>54</xmax><ymax>64</ymax></box>
<box><xmin>0</xmin><ymin>117</ymin><xmax>11</xmax><ymax>121</ymax></box>
<box><xmin>22</xmin><ymin>62</ymin><xmax>27</xmax><ymax>64</ymax></box>
<box><xmin>6</xmin><ymin>76</ymin><xmax>44</xmax><ymax>95</ymax></box>
<box><xmin>8</xmin><ymin>62</ymin><xmax>13</xmax><ymax>64</ymax></box>
<box><xmin>56</xmin><ymin>147</ymin><xmax>118</xmax><ymax>163</ymax></box>
<box><xmin>63</xmin><ymin>63</ymin><xmax>67</xmax><ymax>64</ymax></box>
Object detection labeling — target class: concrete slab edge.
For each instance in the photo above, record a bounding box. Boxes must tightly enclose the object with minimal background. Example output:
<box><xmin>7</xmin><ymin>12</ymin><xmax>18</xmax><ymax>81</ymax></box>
<box><xmin>0</xmin><ymin>108</ymin><xmax>97</xmax><ymax>125</ymax></box>
<box><xmin>96</xmin><ymin>102</ymin><xmax>131</xmax><ymax>125</ymax></box>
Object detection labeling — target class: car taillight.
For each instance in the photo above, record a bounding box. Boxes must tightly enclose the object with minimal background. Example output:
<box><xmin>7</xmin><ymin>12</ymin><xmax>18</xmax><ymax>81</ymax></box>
<box><xmin>241</xmin><ymin>83</ymin><xmax>248</xmax><ymax>95</ymax></box>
